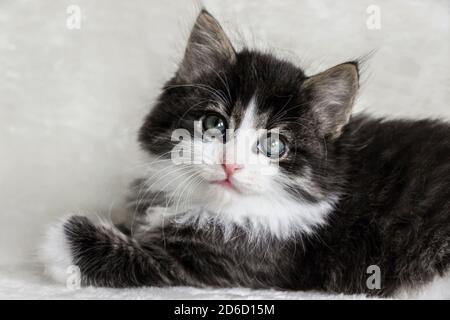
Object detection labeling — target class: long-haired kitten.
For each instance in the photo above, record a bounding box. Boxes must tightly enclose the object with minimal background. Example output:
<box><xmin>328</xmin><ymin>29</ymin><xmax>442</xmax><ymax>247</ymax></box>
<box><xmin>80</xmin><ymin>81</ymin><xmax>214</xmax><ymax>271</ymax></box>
<box><xmin>40</xmin><ymin>10</ymin><xmax>450</xmax><ymax>297</ymax></box>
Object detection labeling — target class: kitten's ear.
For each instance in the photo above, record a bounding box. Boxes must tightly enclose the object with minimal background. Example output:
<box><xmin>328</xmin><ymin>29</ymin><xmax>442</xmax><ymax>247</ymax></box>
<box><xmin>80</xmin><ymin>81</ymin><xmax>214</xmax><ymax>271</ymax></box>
<box><xmin>302</xmin><ymin>62</ymin><xmax>359</xmax><ymax>139</ymax></box>
<box><xmin>177</xmin><ymin>10</ymin><xmax>236</xmax><ymax>81</ymax></box>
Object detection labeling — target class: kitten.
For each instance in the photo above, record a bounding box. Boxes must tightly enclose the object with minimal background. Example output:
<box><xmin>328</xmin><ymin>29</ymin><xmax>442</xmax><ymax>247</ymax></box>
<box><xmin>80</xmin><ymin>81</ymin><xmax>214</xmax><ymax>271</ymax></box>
<box><xmin>40</xmin><ymin>10</ymin><xmax>450</xmax><ymax>297</ymax></box>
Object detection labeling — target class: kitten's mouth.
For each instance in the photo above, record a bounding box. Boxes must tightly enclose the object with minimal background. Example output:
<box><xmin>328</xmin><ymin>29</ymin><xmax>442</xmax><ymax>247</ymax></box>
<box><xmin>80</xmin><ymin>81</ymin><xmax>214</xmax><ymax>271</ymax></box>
<box><xmin>211</xmin><ymin>179</ymin><xmax>241</xmax><ymax>193</ymax></box>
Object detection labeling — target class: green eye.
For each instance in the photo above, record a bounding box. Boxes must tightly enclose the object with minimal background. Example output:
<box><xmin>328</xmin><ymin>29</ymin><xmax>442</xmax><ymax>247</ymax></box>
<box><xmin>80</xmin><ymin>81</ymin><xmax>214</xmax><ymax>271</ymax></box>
<box><xmin>258</xmin><ymin>133</ymin><xmax>287</xmax><ymax>158</ymax></box>
<box><xmin>203</xmin><ymin>114</ymin><xmax>226</xmax><ymax>135</ymax></box>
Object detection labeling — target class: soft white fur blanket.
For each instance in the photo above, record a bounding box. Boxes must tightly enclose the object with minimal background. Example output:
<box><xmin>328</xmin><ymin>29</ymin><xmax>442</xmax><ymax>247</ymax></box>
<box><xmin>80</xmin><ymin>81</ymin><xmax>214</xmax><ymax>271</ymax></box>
<box><xmin>0</xmin><ymin>264</ymin><xmax>367</xmax><ymax>300</ymax></box>
<box><xmin>0</xmin><ymin>0</ymin><xmax>449</xmax><ymax>299</ymax></box>
<box><xmin>1</xmin><ymin>264</ymin><xmax>449</xmax><ymax>299</ymax></box>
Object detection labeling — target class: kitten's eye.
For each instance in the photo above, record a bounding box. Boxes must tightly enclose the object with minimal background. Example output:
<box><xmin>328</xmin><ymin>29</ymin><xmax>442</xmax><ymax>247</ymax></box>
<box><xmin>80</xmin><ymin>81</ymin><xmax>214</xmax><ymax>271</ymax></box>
<box><xmin>258</xmin><ymin>133</ymin><xmax>287</xmax><ymax>158</ymax></box>
<box><xmin>203</xmin><ymin>114</ymin><xmax>226</xmax><ymax>135</ymax></box>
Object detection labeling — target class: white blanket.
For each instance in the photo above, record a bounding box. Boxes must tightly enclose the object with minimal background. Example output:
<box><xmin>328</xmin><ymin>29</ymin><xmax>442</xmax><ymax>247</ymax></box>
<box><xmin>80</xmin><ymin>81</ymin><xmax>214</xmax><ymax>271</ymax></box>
<box><xmin>3</xmin><ymin>264</ymin><xmax>450</xmax><ymax>299</ymax></box>
<box><xmin>0</xmin><ymin>264</ymin><xmax>369</xmax><ymax>300</ymax></box>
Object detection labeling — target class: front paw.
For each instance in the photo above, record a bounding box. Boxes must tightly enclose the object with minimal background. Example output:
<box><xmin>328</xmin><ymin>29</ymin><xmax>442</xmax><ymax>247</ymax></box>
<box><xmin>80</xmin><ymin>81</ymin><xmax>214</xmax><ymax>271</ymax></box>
<box><xmin>39</xmin><ymin>215</ymin><xmax>79</xmax><ymax>284</ymax></box>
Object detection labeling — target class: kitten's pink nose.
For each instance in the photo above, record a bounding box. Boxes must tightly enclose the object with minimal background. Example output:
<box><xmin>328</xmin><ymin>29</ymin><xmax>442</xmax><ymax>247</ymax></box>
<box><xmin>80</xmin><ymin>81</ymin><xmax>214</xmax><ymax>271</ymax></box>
<box><xmin>222</xmin><ymin>163</ymin><xmax>242</xmax><ymax>177</ymax></box>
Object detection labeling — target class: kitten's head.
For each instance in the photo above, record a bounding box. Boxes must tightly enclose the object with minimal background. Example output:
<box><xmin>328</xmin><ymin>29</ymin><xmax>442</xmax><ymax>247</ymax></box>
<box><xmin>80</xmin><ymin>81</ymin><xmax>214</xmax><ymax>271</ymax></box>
<box><xmin>138</xmin><ymin>10</ymin><xmax>358</xmax><ymax>238</ymax></box>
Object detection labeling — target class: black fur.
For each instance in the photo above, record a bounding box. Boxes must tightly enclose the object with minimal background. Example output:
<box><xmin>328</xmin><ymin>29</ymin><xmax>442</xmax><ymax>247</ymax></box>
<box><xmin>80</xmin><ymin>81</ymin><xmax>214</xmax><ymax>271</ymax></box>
<box><xmin>58</xmin><ymin>10</ymin><xmax>450</xmax><ymax>297</ymax></box>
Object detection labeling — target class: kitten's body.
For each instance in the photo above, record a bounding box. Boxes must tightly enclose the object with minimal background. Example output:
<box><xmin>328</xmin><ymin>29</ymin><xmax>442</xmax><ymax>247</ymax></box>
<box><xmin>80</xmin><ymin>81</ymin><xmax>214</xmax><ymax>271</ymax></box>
<box><xmin>41</xmin><ymin>11</ymin><xmax>450</xmax><ymax>297</ymax></box>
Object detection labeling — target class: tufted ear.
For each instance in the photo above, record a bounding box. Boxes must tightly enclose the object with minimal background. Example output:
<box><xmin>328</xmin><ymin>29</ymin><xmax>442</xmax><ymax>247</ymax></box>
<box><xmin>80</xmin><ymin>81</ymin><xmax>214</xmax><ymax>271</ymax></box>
<box><xmin>176</xmin><ymin>10</ymin><xmax>236</xmax><ymax>82</ymax></box>
<box><xmin>302</xmin><ymin>62</ymin><xmax>359</xmax><ymax>139</ymax></box>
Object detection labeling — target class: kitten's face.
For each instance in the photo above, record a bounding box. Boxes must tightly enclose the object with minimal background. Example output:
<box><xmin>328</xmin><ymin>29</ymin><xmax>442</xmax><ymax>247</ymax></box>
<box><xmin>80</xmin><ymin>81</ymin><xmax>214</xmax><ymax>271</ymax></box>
<box><xmin>138</xmin><ymin>11</ymin><xmax>358</xmax><ymax>232</ymax></box>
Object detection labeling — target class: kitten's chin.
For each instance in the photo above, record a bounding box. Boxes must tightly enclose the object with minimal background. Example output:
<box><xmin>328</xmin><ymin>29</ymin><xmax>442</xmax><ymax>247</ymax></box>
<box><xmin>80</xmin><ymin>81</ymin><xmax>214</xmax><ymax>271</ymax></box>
<box><xmin>210</xmin><ymin>179</ymin><xmax>242</xmax><ymax>194</ymax></box>
<box><xmin>200</xmin><ymin>184</ymin><xmax>271</xmax><ymax>214</ymax></box>
<box><xmin>194</xmin><ymin>183</ymin><xmax>241</xmax><ymax>209</ymax></box>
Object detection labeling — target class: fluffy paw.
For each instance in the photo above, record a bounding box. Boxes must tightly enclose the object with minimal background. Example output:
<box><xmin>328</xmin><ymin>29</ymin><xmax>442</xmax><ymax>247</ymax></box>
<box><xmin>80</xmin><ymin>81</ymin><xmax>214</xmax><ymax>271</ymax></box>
<box><xmin>39</xmin><ymin>215</ymin><xmax>75</xmax><ymax>284</ymax></box>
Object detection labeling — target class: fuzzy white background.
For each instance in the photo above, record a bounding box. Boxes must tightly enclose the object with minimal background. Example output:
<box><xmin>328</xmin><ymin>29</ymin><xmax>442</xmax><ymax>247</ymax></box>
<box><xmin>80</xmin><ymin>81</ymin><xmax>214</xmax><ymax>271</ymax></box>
<box><xmin>0</xmin><ymin>0</ymin><xmax>449</xmax><ymax>299</ymax></box>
